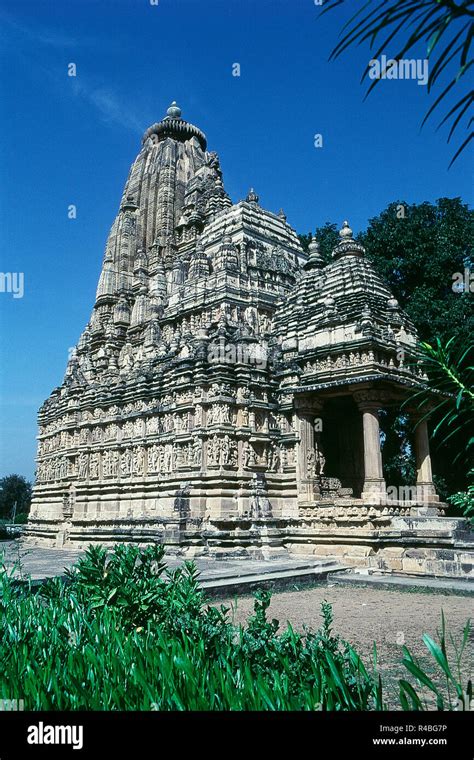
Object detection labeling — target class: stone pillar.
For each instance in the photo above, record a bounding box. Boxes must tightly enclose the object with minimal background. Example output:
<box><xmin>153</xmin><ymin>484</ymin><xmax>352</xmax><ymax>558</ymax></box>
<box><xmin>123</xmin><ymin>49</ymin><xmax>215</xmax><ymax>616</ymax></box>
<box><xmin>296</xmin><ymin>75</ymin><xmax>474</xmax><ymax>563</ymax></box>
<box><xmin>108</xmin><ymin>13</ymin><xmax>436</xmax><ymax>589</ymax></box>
<box><xmin>354</xmin><ymin>392</ymin><xmax>386</xmax><ymax>503</ymax></box>
<box><xmin>413</xmin><ymin>418</ymin><xmax>439</xmax><ymax>504</ymax></box>
<box><xmin>295</xmin><ymin>398</ymin><xmax>322</xmax><ymax>502</ymax></box>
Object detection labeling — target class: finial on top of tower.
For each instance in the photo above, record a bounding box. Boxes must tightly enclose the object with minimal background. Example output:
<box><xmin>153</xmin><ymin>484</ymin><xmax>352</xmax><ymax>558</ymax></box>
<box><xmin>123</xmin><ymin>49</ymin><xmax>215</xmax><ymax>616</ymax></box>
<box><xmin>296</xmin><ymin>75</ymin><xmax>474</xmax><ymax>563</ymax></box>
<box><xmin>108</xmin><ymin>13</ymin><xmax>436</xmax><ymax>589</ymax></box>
<box><xmin>143</xmin><ymin>102</ymin><xmax>207</xmax><ymax>149</ymax></box>
<box><xmin>246</xmin><ymin>188</ymin><xmax>259</xmax><ymax>204</ymax></box>
<box><xmin>339</xmin><ymin>220</ymin><xmax>353</xmax><ymax>240</ymax></box>
<box><xmin>166</xmin><ymin>101</ymin><xmax>182</xmax><ymax>119</ymax></box>
<box><xmin>332</xmin><ymin>219</ymin><xmax>366</xmax><ymax>259</ymax></box>
<box><xmin>304</xmin><ymin>236</ymin><xmax>324</xmax><ymax>270</ymax></box>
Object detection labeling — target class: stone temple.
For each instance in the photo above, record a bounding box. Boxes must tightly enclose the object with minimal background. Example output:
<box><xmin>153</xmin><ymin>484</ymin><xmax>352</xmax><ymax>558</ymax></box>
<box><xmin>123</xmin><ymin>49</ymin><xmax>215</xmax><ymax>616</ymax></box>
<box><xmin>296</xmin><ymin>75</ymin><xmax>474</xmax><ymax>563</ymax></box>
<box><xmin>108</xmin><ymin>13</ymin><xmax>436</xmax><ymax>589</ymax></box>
<box><xmin>28</xmin><ymin>103</ymin><xmax>473</xmax><ymax>578</ymax></box>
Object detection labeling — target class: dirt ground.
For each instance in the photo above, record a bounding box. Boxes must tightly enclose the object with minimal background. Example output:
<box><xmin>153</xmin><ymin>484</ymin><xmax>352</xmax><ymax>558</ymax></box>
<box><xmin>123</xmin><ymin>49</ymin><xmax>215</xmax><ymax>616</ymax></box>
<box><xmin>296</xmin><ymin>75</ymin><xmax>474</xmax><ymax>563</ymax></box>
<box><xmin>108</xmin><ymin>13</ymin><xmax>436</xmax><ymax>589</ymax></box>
<box><xmin>220</xmin><ymin>583</ymin><xmax>473</xmax><ymax>706</ymax></box>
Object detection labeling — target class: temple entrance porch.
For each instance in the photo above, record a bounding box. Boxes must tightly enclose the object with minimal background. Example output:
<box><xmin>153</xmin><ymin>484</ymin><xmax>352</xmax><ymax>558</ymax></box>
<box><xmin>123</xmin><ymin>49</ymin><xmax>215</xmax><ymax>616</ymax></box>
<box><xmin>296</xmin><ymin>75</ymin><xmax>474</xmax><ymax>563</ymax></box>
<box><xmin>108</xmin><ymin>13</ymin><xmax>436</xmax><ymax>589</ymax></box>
<box><xmin>293</xmin><ymin>384</ymin><xmax>440</xmax><ymax>511</ymax></box>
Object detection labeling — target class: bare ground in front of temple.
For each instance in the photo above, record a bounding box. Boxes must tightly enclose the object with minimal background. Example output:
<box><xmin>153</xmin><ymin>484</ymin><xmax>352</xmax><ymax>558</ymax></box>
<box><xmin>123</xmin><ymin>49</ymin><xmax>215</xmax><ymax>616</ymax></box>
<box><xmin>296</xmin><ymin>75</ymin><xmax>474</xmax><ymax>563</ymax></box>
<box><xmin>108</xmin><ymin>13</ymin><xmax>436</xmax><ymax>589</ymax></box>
<box><xmin>219</xmin><ymin>584</ymin><xmax>473</xmax><ymax>708</ymax></box>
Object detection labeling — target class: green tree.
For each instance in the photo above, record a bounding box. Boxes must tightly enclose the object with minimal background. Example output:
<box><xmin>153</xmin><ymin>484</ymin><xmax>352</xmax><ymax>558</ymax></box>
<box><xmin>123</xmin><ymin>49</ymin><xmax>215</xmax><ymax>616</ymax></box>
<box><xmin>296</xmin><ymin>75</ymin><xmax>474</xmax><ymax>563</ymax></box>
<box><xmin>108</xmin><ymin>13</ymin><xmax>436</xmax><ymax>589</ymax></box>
<box><xmin>298</xmin><ymin>232</ymin><xmax>311</xmax><ymax>253</ymax></box>
<box><xmin>0</xmin><ymin>475</ymin><xmax>32</xmax><ymax>520</ymax></box>
<box><xmin>360</xmin><ymin>197</ymin><xmax>473</xmax><ymax>344</ymax></box>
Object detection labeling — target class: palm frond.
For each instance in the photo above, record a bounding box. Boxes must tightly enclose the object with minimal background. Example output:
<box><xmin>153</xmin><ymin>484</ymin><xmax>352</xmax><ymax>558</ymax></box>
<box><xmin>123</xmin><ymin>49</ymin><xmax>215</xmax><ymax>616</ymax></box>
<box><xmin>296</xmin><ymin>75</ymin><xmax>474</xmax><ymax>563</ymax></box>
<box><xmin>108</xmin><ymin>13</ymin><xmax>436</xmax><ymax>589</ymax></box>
<box><xmin>322</xmin><ymin>0</ymin><xmax>474</xmax><ymax>165</ymax></box>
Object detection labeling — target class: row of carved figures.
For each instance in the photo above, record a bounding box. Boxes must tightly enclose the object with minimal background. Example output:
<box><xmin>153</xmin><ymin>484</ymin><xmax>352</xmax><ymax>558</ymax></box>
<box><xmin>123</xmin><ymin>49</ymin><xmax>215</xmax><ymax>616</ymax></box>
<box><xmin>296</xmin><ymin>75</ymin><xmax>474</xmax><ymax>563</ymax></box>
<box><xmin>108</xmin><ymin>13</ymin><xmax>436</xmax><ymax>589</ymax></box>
<box><xmin>35</xmin><ymin>439</ymin><xmax>298</xmax><ymax>482</ymax></box>
<box><xmin>302</xmin><ymin>349</ymin><xmax>405</xmax><ymax>373</ymax></box>
<box><xmin>40</xmin><ymin>383</ymin><xmax>269</xmax><ymax>428</ymax></box>
<box><xmin>38</xmin><ymin>408</ymin><xmax>295</xmax><ymax>454</ymax></box>
<box><xmin>76</xmin><ymin>304</ymin><xmax>276</xmax><ymax>371</ymax></box>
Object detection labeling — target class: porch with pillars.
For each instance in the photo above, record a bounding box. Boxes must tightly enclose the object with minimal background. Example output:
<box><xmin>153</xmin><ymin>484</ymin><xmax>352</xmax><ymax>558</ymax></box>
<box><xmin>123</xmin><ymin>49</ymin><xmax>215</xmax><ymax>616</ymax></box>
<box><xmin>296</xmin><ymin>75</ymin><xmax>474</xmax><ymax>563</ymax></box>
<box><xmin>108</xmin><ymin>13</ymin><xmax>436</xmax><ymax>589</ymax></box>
<box><xmin>293</xmin><ymin>387</ymin><xmax>440</xmax><ymax>509</ymax></box>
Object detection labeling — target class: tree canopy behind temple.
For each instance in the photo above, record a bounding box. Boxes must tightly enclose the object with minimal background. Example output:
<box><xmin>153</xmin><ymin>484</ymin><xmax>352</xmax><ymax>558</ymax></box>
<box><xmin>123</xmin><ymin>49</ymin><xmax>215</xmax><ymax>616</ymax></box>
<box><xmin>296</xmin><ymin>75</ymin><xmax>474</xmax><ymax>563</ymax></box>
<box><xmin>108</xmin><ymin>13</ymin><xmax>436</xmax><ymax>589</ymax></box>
<box><xmin>361</xmin><ymin>198</ymin><xmax>473</xmax><ymax>345</ymax></box>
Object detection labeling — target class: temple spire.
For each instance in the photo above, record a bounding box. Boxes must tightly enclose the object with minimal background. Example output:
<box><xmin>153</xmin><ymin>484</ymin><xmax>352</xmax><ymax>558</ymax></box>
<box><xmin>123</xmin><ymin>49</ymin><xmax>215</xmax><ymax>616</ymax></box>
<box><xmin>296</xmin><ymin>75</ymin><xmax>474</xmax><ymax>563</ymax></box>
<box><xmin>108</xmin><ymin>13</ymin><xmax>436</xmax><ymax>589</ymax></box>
<box><xmin>304</xmin><ymin>236</ymin><xmax>324</xmax><ymax>270</ymax></box>
<box><xmin>166</xmin><ymin>101</ymin><xmax>182</xmax><ymax>119</ymax></box>
<box><xmin>332</xmin><ymin>219</ymin><xmax>366</xmax><ymax>258</ymax></box>
<box><xmin>142</xmin><ymin>102</ymin><xmax>207</xmax><ymax>149</ymax></box>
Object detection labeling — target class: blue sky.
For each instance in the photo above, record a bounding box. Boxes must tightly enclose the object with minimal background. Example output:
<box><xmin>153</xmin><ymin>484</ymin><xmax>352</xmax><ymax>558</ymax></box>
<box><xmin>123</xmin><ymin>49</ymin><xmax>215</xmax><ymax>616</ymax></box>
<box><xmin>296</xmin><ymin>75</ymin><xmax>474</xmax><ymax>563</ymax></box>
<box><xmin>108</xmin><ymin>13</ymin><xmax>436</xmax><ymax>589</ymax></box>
<box><xmin>0</xmin><ymin>0</ymin><xmax>472</xmax><ymax>480</ymax></box>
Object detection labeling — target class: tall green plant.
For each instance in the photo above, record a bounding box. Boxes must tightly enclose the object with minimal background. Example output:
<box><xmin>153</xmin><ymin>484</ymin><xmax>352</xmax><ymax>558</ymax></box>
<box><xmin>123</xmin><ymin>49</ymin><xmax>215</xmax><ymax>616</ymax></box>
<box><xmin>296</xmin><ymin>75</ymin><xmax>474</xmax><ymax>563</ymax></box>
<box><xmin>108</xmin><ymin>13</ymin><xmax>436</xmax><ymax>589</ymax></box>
<box><xmin>400</xmin><ymin>612</ymin><xmax>472</xmax><ymax>709</ymax></box>
<box><xmin>407</xmin><ymin>337</ymin><xmax>474</xmax><ymax>467</ymax></box>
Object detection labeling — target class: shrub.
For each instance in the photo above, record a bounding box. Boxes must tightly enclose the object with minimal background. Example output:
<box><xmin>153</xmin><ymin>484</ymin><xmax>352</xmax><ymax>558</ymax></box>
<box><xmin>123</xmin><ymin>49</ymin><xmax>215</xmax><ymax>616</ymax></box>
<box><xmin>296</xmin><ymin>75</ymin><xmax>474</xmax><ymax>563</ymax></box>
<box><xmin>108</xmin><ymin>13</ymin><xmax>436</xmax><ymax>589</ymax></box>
<box><xmin>13</xmin><ymin>513</ymin><xmax>29</xmax><ymax>525</ymax></box>
<box><xmin>0</xmin><ymin>544</ymin><xmax>471</xmax><ymax>711</ymax></box>
<box><xmin>448</xmin><ymin>470</ymin><xmax>474</xmax><ymax>525</ymax></box>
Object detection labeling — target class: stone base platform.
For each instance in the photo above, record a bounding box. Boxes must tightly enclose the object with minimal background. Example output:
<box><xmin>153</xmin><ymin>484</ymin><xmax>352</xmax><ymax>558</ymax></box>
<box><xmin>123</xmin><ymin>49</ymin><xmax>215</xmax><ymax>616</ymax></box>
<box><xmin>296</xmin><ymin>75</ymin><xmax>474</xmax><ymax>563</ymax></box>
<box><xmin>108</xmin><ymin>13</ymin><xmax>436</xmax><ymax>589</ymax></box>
<box><xmin>0</xmin><ymin>540</ymin><xmax>346</xmax><ymax>595</ymax></box>
<box><xmin>2</xmin><ymin>537</ymin><xmax>473</xmax><ymax>597</ymax></box>
<box><xmin>287</xmin><ymin>511</ymin><xmax>474</xmax><ymax>579</ymax></box>
<box><xmin>23</xmin><ymin>499</ymin><xmax>474</xmax><ymax>581</ymax></box>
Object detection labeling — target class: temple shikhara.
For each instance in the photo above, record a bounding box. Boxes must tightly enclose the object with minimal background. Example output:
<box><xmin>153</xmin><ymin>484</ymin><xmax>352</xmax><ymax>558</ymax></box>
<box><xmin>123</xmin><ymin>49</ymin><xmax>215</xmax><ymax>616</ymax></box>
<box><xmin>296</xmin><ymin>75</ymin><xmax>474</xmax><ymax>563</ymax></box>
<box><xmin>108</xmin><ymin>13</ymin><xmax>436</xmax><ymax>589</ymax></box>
<box><xmin>28</xmin><ymin>103</ymin><xmax>473</xmax><ymax>577</ymax></box>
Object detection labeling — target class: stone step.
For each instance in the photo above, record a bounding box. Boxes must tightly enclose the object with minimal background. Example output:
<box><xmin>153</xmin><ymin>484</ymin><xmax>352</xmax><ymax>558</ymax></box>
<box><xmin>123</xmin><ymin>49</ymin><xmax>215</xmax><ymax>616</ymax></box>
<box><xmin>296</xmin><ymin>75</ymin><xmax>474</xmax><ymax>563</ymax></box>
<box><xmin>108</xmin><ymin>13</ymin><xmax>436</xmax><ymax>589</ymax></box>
<box><xmin>196</xmin><ymin>558</ymin><xmax>341</xmax><ymax>581</ymax></box>
<box><xmin>201</xmin><ymin>562</ymin><xmax>347</xmax><ymax>597</ymax></box>
<box><xmin>327</xmin><ymin>571</ymin><xmax>474</xmax><ymax>595</ymax></box>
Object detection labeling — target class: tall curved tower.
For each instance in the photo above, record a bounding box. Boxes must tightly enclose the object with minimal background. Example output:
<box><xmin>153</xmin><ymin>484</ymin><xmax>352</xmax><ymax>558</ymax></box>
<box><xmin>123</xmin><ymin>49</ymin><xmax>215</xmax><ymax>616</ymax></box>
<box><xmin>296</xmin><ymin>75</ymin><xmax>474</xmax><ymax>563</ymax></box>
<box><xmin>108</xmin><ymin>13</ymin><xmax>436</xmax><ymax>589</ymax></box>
<box><xmin>29</xmin><ymin>103</ymin><xmax>305</xmax><ymax>553</ymax></box>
